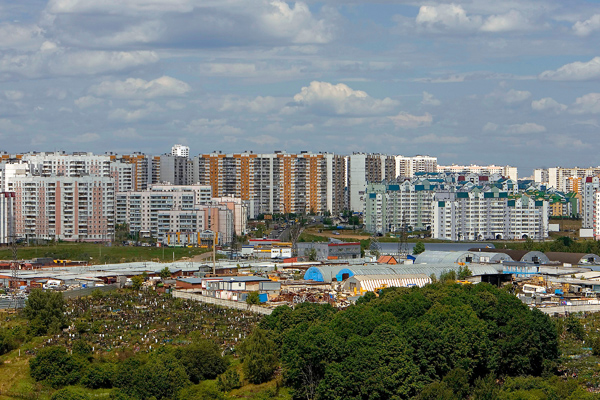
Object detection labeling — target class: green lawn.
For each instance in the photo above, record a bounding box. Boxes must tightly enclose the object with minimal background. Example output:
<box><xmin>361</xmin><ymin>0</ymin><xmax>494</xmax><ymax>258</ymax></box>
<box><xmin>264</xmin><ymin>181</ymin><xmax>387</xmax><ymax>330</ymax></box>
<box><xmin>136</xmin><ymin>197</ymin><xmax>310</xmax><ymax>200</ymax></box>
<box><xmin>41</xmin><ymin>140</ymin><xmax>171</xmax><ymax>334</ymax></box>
<box><xmin>0</xmin><ymin>242</ymin><xmax>210</xmax><ymax>265</ymax></box>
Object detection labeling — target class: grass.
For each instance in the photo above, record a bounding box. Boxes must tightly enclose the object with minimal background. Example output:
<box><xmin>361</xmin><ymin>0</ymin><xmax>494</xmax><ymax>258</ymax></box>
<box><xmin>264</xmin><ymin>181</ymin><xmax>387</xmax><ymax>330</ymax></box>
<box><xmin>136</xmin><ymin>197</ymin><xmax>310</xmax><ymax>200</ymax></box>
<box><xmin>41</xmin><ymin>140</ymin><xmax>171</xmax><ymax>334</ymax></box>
<box><xmin>0</xmin><ymin>242</ymin><xmax>210</xmax><ymax>265</ymax></box>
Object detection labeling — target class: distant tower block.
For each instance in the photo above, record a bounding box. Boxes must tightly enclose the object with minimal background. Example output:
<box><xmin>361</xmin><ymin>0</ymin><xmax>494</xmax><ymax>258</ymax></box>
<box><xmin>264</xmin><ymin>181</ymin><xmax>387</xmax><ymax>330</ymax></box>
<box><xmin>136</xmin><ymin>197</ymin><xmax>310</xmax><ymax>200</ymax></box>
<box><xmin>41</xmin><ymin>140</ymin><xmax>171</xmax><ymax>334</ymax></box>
<box><xmin>171</xmin><ymin>144</ymin><xmax>190</xmax><ymax>158</ymax></box>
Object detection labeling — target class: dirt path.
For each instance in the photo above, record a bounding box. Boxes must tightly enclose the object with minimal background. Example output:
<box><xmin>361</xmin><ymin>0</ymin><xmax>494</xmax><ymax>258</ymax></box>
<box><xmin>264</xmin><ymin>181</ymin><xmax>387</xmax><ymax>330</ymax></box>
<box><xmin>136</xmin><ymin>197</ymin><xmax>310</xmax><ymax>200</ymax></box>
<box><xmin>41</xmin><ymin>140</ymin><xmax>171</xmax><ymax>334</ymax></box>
<box><xmin>190</xmin><ymin>252</ymin><xmax>216</xmax><ymax>262</ymax></box>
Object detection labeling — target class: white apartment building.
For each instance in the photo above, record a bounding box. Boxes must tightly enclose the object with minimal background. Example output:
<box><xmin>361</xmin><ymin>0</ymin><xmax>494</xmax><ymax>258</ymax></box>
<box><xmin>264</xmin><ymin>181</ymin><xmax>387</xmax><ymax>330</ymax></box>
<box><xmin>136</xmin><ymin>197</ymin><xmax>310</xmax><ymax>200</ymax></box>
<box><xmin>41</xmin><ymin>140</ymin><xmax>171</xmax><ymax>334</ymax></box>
<box><xmin>437</xmin><ymin>164</ymin><xmax>518</xmax><ymax>181</ymax></box>
<box><xmin>0</xmin><ymin>192</ymin><xmax>15</xmax><ymax>244</ymax></box>
<box><xmin>10</xmin><ymin>175</ymin><xmax>115</xmax><ymax>242</ymax></box>
<box><xmin>546</xmin><ymin>167</ymin><xmax>600</xmax><ymax>192</ymax></box>
<box><xmin>432</xmin><ymin>190</ymin><xmax>548</xmax><ymax>241</ymax></box>
<box><xmin>116</xmin><ymin>184</ymin><xmax>212</xmax><ymax>238</ymax></box>
<box><xmin>364</xmin><ymin>182</ymin><xmax>436</xmax><ymax>234</ymax></box>
<box><xmin>171</xmin><ymin>144</ymin><xmax>190</xmax><ymax>158</ymax></box>
<box><xmin>396</xmin><ymin>155</ymin><xmax>437</xmax><ymax>178</ymax></box>
<box><xmin>534</xmin><ymin>168</ymin><xmax>549</xmax><ymax>185</ymax></box>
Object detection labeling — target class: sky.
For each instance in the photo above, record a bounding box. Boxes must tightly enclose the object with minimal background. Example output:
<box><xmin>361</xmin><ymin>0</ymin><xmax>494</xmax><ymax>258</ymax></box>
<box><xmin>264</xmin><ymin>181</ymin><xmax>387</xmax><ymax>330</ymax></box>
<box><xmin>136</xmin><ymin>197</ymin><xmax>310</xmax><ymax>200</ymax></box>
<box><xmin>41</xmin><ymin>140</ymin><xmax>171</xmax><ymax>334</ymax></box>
<box><xmin>2</xmin><ymin>0</ymin><xmax>600</xmax><ymax>176</ymax></box>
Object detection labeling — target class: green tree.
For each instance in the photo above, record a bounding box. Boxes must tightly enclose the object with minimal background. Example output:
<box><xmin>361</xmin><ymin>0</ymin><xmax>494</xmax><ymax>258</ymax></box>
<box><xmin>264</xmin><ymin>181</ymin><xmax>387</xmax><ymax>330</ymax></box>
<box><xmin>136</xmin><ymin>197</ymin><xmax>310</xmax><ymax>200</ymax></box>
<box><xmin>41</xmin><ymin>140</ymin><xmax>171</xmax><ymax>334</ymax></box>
<box><xmin>23</xmin><ymin>289</ymin><xmax>68</xmax><ymax>335</ymax></box>
<box><xmin>217</xmin><ymin>369</ymin><xmax>241</xmax><ymax>392</ymax></box>
<box><xmin>30</xmin><ymin>346</ymin><xmax>86</xmax><ymax>388</ymax></box>
<box><xmin>458</xmin><ymin>265</ymin><xmax>473</xmax><ymax>280</ymax></box>
<box><xmin>131</xmin><ymin>275</ymin><xmax>144</xmax><ymax>290</ymax></box>
<box><xmin>246</xmin><ymin>291</ymin><xmax>261</xmax><ymax>305</ymax></box>
<box><xmin>413</xmin><ymin>241</ymin><xmax>426</xmax><ymax>255</ymax></box>
<box><xmin>305</xmin><ymin>247</ymin><xmax>318</xmax><ymax>261</ymax></box>
<box><xmin>82</xmin><ymin>363</ymin><xmax>115</xmax><ymax>389</ymax></box>
<box><xmin>174</xmin><ymin>339</ymin><xmax>228</xmax><ymax>384</ymax></box>
<box><xmin>239</xmin><ymin>328</ymin><xmax>279</xmax><ymax>384</ymax></box>
<box><xmin>159</xmin><ymin>267</ymin><xmax>171</xmax><ymax>280</ymax></box>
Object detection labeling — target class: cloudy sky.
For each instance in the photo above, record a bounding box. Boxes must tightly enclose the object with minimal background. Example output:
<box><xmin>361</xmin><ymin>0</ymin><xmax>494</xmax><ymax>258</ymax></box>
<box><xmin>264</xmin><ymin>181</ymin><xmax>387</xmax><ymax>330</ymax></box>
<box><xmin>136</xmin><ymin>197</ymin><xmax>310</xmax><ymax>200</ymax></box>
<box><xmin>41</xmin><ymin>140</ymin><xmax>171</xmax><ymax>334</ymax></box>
<box><xmin>2</xmin><ymin>0</ymin><xmax>600</xmax><ymax>175</ymax></box>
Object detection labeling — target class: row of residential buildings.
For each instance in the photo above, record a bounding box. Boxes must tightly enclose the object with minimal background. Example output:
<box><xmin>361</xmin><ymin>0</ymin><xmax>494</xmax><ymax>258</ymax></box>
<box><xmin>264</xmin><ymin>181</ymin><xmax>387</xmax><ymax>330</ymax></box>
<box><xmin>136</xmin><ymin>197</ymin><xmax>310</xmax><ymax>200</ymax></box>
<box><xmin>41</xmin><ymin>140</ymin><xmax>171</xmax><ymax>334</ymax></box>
<box><xmin>364</xmin><ymin>174</ymin><xmax>551</xmax><ymax>240</ymax></box>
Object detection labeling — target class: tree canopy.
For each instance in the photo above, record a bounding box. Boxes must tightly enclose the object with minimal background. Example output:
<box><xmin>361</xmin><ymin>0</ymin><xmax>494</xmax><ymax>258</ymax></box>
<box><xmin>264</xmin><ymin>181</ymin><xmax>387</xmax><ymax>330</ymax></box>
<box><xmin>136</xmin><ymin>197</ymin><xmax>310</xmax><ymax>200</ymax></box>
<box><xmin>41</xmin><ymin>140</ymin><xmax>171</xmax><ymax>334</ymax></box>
<box><xmin>259</xmin><ymin>283</ymin><xmax>559</xmax><ymax>400</ymax></box>
<box><xmin>23</xmin><ymin>289</ymin><xmax>67</xmax><ymax>335</ymax></box>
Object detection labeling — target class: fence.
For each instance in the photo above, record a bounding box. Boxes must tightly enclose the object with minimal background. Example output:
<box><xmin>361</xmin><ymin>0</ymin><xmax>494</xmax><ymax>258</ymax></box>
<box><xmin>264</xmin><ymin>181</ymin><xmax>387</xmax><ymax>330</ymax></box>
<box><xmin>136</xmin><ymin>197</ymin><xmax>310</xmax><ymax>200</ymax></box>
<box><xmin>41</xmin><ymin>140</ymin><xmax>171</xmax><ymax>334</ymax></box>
<box><xmin>172</xmin><ymin>290</ymin><xmax>273</xmax><ymax>315</ymax></box>
<box><xmin>0</xmin><ymin>297</ymin><xmax>26</xmax><ymax>309</ymax></box>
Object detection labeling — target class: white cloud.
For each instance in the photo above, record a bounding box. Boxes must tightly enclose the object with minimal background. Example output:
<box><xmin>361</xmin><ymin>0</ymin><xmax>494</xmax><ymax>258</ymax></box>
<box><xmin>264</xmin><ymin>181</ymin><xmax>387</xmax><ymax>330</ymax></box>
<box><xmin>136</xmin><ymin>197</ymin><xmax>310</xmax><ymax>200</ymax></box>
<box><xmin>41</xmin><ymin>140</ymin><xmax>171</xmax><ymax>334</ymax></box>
<box><xmin>531</xmin><ymin>97</ymin><xmax>567</xmax><ymax>112</ymax></box>
<box><xmin>261</xmin><ymin>1</ymin><xmax>334</xmax><ymax>44</ymax></box>
<box><xmin>415</xmin><ymin>5</ymin><xmax>531</xmax><ymax>33</ymax></box>
<box><xmin>0</xmin><ymin>23</ymin><xmax>44</xmax><ymax>50</ymax></box>
<box><xmin>480</xmin><ymin>10</ymin><xmax>530</xmax><ymax>32</ymax></box>
<box><xmin>3</xmin><ymin>90</ymin><xmax>24</xmax><ymax>101</ymax></box>
<box><xmin>291</xmin><ymin>81</ymin><xmax>398</xmax><ymax>116</ymax></box>
<box><xmin>108</xmin><ymin>102</ymin><xmax>163</xmax><ymax>122</ymax></box>
<box><xmin>0</xmin><ymin>118</ymin><xmax>24</xmax><ymax>132</ymax></box>
<box><xmin>505</xmin><ymin>122</ymin><xmax>546</xmax><ymax>134</ymax></box>
<box><xmin>502</xmin><ymin>89</ymin><xmax>531</xmax><ymax>103</ymax></box>
<box><xmin>184</xmin><ymin>118</ymin><xmax>243</xmax><ymax>135</ymax></box>
<box><xmin>89</xmin><ymin>76</ymin><xmax>190</xmax><ymax>99</ymax></box>
<box><xmin>573</xmin><ymin>14</ymin><xmax>600</xmax><ymax>36</ymax></box>
<box><xmin>483</xmin><ymin>122</ymin><xmax>498</xmax><ymax>132</ymax></box>
<box><xmin>70</xmin><ymin>132</ymin><xmax>100</xmax><ymax>143</ymax></box>
<box><xmin>416</xmin><ymin>4</ymin><xmax>481</xmax><ymax>31</ymax></box>
<box><xmin>247</xmin><ymin>134</ymin><xmax>279</xmax><ymax>145</ymax></box>
<box><xmin>389</xmin><ymin>112</ymin><xmax>432</xmax><ymax>129</ymax></box>
<box><xmin>289</xmin><ymin>123</ymin><xmax>314</xmax><ymax>132</ymax></box>
<box><xmin>219</xmin><ymin>96</ymin><xmax>283</xmax><ymax>113</ymax></box>
<box><xmin>570</xmin><ymin>93</ymin><xmax>600</xmax><ymax>114</ymax></box>
<box><xmin>413</xmin><ymin>134</ymin><xmax>467</xmax><ymax>144</ymax></box>
<box><xmin>421</xmin><ymin>91</ymin><xmax>441</xmax><ymax>106</ymax></box>
<box><xmin>539</xmin><ymin>57</ymin><xmax>600</xmax><ymax>81</ymax></box>
<box><xmin>75</xmin><ymin>96</ymin><xmax>104</xmax><ymax>109</ymax></box>
<box><xmin>0</xmin><ymin>48</ymin><xmax>159</xmax><ymax>79</ymax></box>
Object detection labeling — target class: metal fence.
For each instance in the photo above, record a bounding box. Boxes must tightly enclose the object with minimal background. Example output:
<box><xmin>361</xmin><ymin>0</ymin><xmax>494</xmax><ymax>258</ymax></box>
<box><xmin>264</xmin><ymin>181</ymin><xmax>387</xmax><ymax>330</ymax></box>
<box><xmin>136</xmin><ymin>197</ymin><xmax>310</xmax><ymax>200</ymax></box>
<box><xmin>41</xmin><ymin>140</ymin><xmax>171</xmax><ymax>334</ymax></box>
<box><xmin>172</xmin><ymin>290</ymin><xmax>273</xmax><ymax>315</ymax></box>
<box><xmin>0</xmin><ymin>297</ymin><xmax>26</xmax><ymax>309</ymax></box>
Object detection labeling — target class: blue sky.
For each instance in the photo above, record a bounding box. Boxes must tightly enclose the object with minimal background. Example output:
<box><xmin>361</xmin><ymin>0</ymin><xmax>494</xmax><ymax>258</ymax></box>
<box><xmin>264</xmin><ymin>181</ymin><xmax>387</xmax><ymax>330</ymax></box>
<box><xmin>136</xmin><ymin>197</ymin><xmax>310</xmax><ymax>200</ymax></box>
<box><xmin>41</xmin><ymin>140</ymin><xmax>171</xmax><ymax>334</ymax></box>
<box><xmin>2</xmin><ymin>0</ymin><xmax>600</xmax><ymax>176</ymax></box>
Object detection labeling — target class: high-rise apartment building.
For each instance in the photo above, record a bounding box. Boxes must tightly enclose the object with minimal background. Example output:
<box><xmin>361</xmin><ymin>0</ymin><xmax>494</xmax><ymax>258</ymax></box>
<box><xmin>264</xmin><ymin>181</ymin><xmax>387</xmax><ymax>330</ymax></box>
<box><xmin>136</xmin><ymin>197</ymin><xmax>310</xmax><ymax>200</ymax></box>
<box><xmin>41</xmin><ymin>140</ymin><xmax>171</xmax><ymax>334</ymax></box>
<box><xmin>0</xmin><ymin>192</ymin><xmax>15</xmax><ymax>244</ymax></box>
<box><xmin>159</xmin><ymin>154</ymin><xmax>193</xmax><ymax>185</ymax></box>
<box><xmin>364</xmin><ymin>181</ymin><xmax>438</xmax><ymax>235</ymax></box>
<box><xmin>171</xmin><ymin>144</ymin><xmax>190</xmax><ymax>158</ymax></box>
<box><xmin>546</xmin><ymin>167</ymin><xmax>600</xmax><ymax>192</ymax></box>
<box><xmin>10</xmin><ymin>175</ymin><xmax>115</xmax><ymax>242</ymax></box>
<box><xmin>347</xmin><ymin>153</ymin><xmax>397</xmax><ymax>213</ymax></box>
<box><xmin>192</xmin><ymin>151</ymin><xmax>345</xmax><ymax>215</ymax></box>
<box><xmin>437</xmin><ymin>164</ymin><xmax>518</xmax><ymax>181</ymax></box>
<box><xmin>396</xmin><ymin>155</ymin><xmax>437</xmax><ymax>178</ymax></box>
<box><xmin>432</xmin><ymin>190</ymin><xmax>548</xmax><ymax>241</ymax></box>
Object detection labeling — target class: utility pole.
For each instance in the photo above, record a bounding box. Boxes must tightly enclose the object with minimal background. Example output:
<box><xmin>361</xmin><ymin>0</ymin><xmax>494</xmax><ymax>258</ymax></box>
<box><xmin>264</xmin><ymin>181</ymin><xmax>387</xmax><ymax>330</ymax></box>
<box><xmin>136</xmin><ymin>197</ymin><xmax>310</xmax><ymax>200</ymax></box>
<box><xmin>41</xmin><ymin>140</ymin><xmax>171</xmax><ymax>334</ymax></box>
<box><xmin>7</xmin><ymin>193</ymin><xmax>19</xmax><ymax>309</ymax></box>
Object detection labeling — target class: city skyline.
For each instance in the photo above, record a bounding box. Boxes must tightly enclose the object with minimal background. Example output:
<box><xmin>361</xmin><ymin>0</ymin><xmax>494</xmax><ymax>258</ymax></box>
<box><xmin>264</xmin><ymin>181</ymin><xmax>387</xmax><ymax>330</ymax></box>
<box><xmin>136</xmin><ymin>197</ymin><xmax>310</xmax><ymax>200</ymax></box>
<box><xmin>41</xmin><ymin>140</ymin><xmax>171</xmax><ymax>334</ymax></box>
<box><xmin>1</xmin><ymin>0</ymin><xmax>600</xmax><ymax>175</ymax></box>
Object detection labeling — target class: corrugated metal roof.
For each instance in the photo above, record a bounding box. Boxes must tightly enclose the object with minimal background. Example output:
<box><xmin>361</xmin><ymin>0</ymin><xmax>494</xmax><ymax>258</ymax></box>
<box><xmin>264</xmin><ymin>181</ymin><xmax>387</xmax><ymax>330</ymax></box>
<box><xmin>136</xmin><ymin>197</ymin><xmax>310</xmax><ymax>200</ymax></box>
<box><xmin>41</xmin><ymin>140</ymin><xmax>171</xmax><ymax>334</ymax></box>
<box><xmin>414</xmin><ymin>251</ymin><xmax>473</xmax><ymax>264</ymax></box>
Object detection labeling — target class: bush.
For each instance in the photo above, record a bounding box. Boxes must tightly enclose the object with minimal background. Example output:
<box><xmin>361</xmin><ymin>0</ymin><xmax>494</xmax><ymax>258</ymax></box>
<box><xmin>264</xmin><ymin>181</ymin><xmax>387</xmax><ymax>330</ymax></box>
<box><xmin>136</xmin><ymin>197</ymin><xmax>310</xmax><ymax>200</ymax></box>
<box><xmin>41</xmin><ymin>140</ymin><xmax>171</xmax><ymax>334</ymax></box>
<box><xmin>50</xmin><ymin>387</ymin><xmax>89</xmax><ymax>400</ymax></box>
<box><xmin>30</xmin><ymin>346</ymin><xmax>86</xmax><ymax>388</ymax></box>
<box><xmin>174</xmin><ymin>339</ymin><xmax>228</xmax><ymax>384</ymax></box>
<box><xmin>82</xmin><ymin>363</ymin><xmax>115</xmax><ymax>389</ymax></box>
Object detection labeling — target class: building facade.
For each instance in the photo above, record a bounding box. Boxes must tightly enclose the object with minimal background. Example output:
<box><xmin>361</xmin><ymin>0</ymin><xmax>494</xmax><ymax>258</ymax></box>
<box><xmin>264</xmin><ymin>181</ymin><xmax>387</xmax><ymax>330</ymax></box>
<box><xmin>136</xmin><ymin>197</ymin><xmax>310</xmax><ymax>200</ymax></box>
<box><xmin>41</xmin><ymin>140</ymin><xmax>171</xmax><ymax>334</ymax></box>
<box><xmin>432</xmin><ymin>190</ymin><xmax>548</xmax><ymax>241</ymax></box>
<box><xmin>192</xmin><ymin>151</ymin><xmax>345</xmax><ymax>215</ymax></box>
